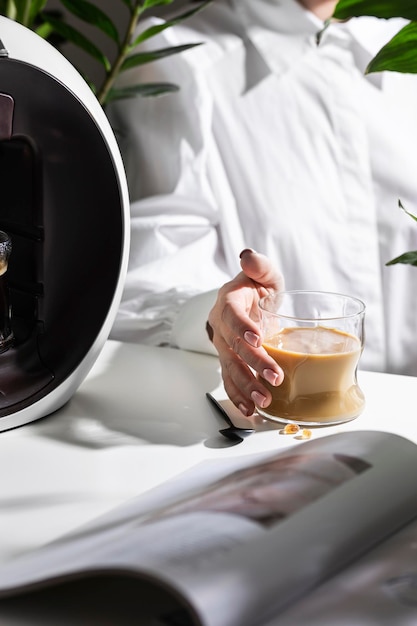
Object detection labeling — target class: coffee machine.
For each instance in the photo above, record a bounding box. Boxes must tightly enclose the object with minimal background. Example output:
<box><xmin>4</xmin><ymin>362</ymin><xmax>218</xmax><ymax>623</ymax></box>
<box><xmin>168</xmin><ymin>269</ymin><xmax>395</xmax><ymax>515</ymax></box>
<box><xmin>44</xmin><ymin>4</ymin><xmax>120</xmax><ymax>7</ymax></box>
<box><xmin>0</xmin><ymin>16</ymin><xmax>130</xmax><ymax>431</ymax></box>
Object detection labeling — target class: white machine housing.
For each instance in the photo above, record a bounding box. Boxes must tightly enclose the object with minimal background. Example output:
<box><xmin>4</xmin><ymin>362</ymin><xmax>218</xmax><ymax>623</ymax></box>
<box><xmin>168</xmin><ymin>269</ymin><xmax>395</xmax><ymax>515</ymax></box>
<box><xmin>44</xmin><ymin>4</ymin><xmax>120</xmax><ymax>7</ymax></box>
<box><xmin>0</xmin><ymin>16</ymin><xmax>130</xmax><ymax>431</ymax></box>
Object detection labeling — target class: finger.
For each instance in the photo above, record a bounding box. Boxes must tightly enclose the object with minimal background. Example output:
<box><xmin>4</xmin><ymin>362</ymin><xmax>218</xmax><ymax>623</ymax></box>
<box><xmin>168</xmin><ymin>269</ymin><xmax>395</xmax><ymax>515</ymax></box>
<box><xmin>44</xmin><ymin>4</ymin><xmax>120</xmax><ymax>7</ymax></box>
<box><xmin>215</xmin><ymin>297</ymin><xmax>284</xmax><ymax>383</ymax></box>
<box><xmin>220</xmin><ymin>349</ymin><xmax>274</xmax><ymax>416</ymax></box>
<box><xmin>239</xmin><ymin>249</ymin><xmax>285</xmax><ymax>292</ymax></box>
<box><xmin>216</xmin><ymin>295</ymin><xmax>263</xmax><ymax>348</ymax></box>
<box><xmin>208</xmin><ymin>280</ymin><xmax>264</xmax><ymax>348</ymax></box>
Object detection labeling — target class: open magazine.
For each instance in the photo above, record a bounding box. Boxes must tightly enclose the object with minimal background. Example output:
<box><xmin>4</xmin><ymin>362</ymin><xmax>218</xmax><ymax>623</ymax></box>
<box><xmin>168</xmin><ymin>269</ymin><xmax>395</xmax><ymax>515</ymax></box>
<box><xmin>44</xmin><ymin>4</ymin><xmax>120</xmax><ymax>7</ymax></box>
<box><xmin>1</xmin><ymin>430</ymin><xmax>417</xmax><ymax>626</ymax></box>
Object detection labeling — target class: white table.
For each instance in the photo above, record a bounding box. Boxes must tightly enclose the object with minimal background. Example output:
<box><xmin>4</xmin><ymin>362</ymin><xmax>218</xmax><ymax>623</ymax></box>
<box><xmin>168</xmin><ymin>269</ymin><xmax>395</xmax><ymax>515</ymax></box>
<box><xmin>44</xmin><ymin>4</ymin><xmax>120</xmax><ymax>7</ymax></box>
<box><xmin>1</xmin><ymin>339</ymin><xmax>416</xmax><ymax>569</ymax></box>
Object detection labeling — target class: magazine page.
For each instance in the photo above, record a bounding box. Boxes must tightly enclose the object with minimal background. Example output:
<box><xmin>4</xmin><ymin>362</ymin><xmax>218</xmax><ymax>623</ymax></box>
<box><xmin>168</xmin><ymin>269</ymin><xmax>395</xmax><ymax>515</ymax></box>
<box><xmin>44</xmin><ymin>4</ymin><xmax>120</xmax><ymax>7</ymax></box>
<box><xmin>268</xmin><ymin>515</ymin><xmax>417</xmax><ymax>625</ymax></box>
<box><xmin>165</xmin><ymin>431</ymin><xmax>417</xmax><ymax>626</ymax></box>
<box><xmin>0</xmin><ymin>431</ymin><xmax>417</xmax><ymax>626</ymax></box>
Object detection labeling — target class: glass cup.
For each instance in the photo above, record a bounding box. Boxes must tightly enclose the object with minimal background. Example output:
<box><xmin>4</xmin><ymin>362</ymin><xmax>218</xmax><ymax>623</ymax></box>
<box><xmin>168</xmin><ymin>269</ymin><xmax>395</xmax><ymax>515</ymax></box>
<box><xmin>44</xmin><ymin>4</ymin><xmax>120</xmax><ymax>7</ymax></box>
<box><xmin>257</xmin><ymin>290</ymin><xmax>365</xmax><ymax>426</ymax></box>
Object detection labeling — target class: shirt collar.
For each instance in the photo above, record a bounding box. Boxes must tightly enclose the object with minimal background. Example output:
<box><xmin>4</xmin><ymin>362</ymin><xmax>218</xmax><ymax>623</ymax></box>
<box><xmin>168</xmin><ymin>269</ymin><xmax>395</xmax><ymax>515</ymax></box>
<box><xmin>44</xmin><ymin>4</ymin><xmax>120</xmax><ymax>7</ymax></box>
<box><xmin>229</xmin><ymin>0</ymin><xmax>404</xmax><ymax>91</ymax></box>
<box><xmin>231</xmin><ymin>0</ymin><xmax>321</xmax><ymax>37</ymax></box>
<box><xmin>341</xmin><ymin>15</ymin><xmax>407</xmax><ymax>60</ymax></box>
<box><xmin>229</xmin><ymin>0</ymin><xmax>329</xmax><ymax>89</ymax></box>
<box><xmin>324</xmin><ymin>16</ymin><xmax>407</xmax><ymax>89</ymax></box>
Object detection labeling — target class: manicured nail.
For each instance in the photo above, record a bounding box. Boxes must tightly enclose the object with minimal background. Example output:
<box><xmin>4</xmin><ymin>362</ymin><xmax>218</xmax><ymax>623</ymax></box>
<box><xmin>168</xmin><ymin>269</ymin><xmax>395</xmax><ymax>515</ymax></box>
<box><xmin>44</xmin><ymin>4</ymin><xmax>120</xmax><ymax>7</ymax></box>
<box><xmin>263</xmin><ymin>368</ymin><xmax>280</xmax><ymax>386</ymax></box>
<box><xmin>251</xmin><ymin>390</ymin><xmax>267</xmax><ymax>408</ymax></box>
<box><xmin>238</xmin><ymin>403</ymin><xmax>250</xmax><ymax>416</ymax></box>
<box><xmin>244</xmin><ymin>330</ymin><xmax>260</xmax><ymax>347</ymax></box>
<box><xmin>239</xmin><ymin>248</ymin><xmax>257</xmax><ymax>258</ymax></box>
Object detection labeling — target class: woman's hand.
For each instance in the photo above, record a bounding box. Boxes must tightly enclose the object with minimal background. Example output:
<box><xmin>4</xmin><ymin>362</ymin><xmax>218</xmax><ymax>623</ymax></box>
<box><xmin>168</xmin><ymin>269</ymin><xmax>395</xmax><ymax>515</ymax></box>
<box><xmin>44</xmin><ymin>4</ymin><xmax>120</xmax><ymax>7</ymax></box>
<box><xmin>207</xmin><ymin>249</ymin><xmax>285</xmax><ymax>416</ymax></box>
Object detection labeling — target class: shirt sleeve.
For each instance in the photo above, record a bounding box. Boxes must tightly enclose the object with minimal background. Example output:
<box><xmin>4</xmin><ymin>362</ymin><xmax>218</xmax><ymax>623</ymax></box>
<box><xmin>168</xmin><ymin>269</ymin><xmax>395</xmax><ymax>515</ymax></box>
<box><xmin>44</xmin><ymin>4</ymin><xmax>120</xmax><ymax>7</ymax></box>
<box><xmin>106</xmin><ymin>20</ymin><xmax>238</xmax><ymax>352</ymax></box>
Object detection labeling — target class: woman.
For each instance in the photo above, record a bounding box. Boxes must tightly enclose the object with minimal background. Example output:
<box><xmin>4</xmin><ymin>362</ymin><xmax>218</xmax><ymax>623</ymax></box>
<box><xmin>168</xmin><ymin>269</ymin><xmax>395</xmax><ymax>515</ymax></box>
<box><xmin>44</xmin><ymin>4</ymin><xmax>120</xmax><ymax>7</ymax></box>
<box><xmin>107</xmin><ymin>0</ymin><xmax>417</xmax><ymax>415</ymax></box>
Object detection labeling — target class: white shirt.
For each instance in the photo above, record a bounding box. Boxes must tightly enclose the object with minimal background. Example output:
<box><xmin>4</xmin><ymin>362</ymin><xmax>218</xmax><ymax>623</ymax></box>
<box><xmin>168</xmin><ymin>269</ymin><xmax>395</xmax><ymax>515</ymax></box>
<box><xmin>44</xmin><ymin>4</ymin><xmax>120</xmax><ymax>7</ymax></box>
<box><xmin>107</xmin><ymin>0</ymin><xmax>417</xmax><ymax>376</ymax></box>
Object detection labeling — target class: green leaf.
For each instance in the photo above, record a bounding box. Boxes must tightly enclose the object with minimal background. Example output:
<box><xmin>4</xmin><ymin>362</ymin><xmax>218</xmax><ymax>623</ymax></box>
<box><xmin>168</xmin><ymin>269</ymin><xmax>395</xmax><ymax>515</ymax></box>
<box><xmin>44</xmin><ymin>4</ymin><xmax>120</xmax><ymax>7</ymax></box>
<box><xmin>59</xmin><ymin>0</ymin><xmax>120</xmax><ymax>44</ymax></box>
<box><xmin>8</xmin><ymin>0</ymin><xmax>48</xmax><ymax>26</ymax></box>
<box><xmin>386</xmin><ymin>250</ymin><xmax>417</xmax><ymax>266</ymax></box>
<box><xmin>132</xmin><ymin>0</ymin><xmax>212</xmax><ymax>48</ymax></box>
<box><xmin>0</xmin><ymin>0</ymin><xmax>17</xmax><ymax>20</ymax></box>
<box><xmin>333</xmin><ymin>0</ymin><xmax>417</xmax><ymax>21</ymax></box>
<box><xmin>142</xmin><ymin>0</ymin><xmax>174</xmax><ymax>9</ymax></box>
<box><xmin>121</xmin><ymin>42</ymin><xmax>201</xmax><ymax>72</ymax></box>
<box><xmin>42</xmin><ymin>15</ymin><xmax>111</xmax><ymax>71</ymax></box>
<box><xmin>105</xmin><ymin>81</ymin><xmax>179</xmax><ymax>103</ymax></box>
<box><xmin>8</xmin><ymin>0</ymin><xmax>25</xmax><ymax>23</ymax></box>
<box><xmin>34</xmin><ymin>21</ymin><xmax>54</xmax><ymax>39</ymax></box>
<box><xmin>385</xmin><ymin>201</ymin><xmax>417</xmax><ymax>266</ymax></box>
<box><xmin>366</xmin><ymin>22</ymin><xmax>417</xmax><ymax>74</ymax></box>
<box><xmin>398</xmin><ymin>199</ymin><xmax>417</xmax><ymax>223</ymax></box>
<box><xmin>28</xmin><ymin>0</ymin><xmax>48</xmax><ymax>25</ymax></box>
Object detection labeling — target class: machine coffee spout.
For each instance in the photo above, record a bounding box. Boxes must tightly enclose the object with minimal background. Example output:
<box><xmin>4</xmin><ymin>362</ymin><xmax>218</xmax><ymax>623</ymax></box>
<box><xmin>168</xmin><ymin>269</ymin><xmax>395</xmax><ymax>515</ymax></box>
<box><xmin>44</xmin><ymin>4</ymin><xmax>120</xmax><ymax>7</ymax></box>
<box><xmin>0</xmin><ymin>229</ymin><xmax>13</xmax><ymax>353</ymax></box>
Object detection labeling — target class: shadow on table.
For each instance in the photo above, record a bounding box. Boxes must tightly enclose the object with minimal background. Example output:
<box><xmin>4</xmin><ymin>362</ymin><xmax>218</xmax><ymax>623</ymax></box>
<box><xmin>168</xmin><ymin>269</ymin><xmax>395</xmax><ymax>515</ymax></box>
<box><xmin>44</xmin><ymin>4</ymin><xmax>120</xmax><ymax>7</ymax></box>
<box><xmin>0</xmin><ymin>572</ymin><xmax>197</xmax><ymax>626</ymax></box>
<box><xmin>30</xmin><ymin>343</ymin><xmax>238</xmax><ymax>449</ymax></box>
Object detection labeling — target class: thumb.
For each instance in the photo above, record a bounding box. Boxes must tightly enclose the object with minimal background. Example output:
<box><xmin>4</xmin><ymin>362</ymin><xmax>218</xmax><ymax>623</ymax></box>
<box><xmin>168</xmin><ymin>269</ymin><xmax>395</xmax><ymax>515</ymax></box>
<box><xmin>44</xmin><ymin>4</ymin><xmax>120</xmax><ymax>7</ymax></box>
<box><xmin>239</xmin><ymin>249</ymin><xmax>285</xmax><ymax>292</ymax></box>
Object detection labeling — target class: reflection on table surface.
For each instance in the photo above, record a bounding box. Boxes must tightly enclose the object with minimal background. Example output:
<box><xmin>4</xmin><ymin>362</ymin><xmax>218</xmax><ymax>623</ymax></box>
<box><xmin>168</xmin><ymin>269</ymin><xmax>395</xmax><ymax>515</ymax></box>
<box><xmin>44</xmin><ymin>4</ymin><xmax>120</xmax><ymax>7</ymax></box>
<box><xmin>1</xmin><ymin>340</ymin><xmax>416</xmax><ymax>567</ymax></box>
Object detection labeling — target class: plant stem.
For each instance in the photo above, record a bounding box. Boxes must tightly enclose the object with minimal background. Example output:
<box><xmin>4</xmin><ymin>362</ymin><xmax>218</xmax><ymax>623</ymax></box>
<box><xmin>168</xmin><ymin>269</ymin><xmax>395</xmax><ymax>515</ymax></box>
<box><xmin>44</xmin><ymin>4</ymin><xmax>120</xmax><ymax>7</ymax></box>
<box><xmin>22</xmin><ymin>0</ymin><xmax>31</xmax><ymax>27</ymax></box>
<box><xmin>6</xmin><ymin>0</ymin><xmax>16</xmax><ymax>20</ymax></box>
<box><xmin>96</xmin><ymin>3</ymin><xmax>144</xmax><ymax>106</ymax></box>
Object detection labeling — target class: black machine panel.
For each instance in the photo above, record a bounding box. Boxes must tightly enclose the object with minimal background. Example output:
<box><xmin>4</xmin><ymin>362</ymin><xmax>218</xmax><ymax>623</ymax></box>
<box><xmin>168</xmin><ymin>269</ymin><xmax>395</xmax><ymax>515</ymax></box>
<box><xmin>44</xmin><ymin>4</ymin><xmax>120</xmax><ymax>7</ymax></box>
<box><xmin>0</xmin><ymin>58</ymin><xmax>124</xmax><ymax>416</ymax></box>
